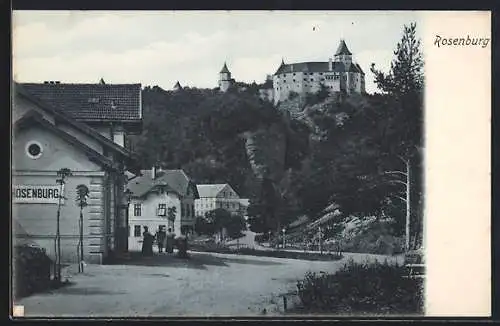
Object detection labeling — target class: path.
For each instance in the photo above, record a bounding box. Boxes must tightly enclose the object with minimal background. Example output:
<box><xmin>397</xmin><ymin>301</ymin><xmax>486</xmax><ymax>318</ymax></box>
<box><xmin>14</xmin><ymin>250</ymin><xmax>402</xmax><ymax>317</ymax></box>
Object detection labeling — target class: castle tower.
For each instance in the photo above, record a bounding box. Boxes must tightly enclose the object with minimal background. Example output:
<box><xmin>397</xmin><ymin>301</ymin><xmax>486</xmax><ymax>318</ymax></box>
<box><xmin>334</xmin><ymin>39</ymin><xmax>353</xmax><ymax>66</ymax></box>
<box><xmin>173</xmin><ymin>81</ymin><xmax>183</xmax><ymax>91</ymax></box>
<box><xmin>218</xmin><ymin>62</ymin><xmax>232</xmax><ymax>92</ymax></box>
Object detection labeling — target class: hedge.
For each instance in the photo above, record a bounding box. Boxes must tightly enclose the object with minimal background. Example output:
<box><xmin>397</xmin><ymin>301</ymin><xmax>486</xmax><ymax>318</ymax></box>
<box><xmin>13</xmin><ymin>245</ymin><xmax>53</xmax><ymax>298</ymax></box>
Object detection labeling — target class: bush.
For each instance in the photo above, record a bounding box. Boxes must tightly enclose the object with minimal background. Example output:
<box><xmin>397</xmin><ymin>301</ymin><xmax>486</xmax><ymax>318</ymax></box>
<box><xmin>341</xmin><ymin>234</ymin><xmax>404</xmax><ymax>255</ymax></box>
<box><xmin>296</xmin><ymin>260</ymin><xmax>423</xmax><ymax>315</ymax></box>
<box><xmin>13</xmin><ymin>244</ymin><xmax>53</xmax><ymax>298</ymax></box>
<box><xmin>254</xmin><ymin>233</ymin><xmax>269</xmax><ymax>243</ymax></box>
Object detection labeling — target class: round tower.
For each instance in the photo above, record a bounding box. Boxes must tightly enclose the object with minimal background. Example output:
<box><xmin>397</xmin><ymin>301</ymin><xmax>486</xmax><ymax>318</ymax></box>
<box><xmin>218</xmin><ymin>62</ymin><xmax>232</xmax><ymax>92</ymax></box>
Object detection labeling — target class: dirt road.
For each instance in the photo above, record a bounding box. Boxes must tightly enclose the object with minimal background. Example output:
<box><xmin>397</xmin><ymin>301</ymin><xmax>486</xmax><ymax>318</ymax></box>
<box><xmin>15</xmin><ymin>251</ymin><xmax>402</xmax><ymax>317</ymax></box>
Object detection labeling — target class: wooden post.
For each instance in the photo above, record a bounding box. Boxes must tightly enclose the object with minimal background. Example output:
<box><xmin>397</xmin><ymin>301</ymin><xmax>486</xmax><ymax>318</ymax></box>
<box><xmin>80</xmin><ymin>209</ymin><xmax>84</xmax><ymax>273</ymax></box>
<box><xmin>405</xmin><ymin>158</ymin><xmax>411</xmax><ymax>252</ymax></box>
<box><xmin>318</xmin><ymin>226</ymin><xmax>322</xmax><ymax>253</ymax></box>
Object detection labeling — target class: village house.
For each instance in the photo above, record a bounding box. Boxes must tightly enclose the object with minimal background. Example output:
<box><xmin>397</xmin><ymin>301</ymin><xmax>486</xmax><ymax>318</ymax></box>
<box><xmin>12</xmin><ymin>81</ymin><xmax>143</xmax><ymax>264</ymax></box>
<box><xmin>126</xmin><ymin>168</ymin><xmax>199</xmax><ymax>250</ymax></box>
<box><xmin>194</xmin><ymin>184</ymin><xmax>248</xmax><ymax>218</ymax></box>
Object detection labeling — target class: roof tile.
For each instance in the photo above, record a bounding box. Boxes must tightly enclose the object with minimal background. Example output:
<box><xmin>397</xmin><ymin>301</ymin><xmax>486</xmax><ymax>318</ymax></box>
<box><xmin>20</xmin><ymin>83</ymin><xmax>141</xmax><ymax>122</ymax></box>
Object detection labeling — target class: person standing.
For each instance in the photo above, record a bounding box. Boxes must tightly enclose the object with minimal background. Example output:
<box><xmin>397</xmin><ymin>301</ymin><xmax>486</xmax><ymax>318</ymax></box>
<box><xmin>156</xmin><ymin>226</ymin><xmax>166</xmax><ymax>253</ymax></box>
<box><xmin>142</xmin><ymin>226</ymin><xmax>154</xmax><ymax>257</ymax></box>
<box><xmin>165</xmin><ymin>228</ymin><xmax>176</xmax><ymax>254</ymax></box>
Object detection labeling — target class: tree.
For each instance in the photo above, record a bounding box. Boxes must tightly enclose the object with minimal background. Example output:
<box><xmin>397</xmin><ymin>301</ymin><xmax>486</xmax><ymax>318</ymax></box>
<box><xmin>371</xmin><ymin>22</ymin><xmax>424</xmax><ymax>97</ymax></box>
<box><xmin>55</xmin><ymin>168</ymin><xmax>72</xmax><ymax>282</ymax></box>
<box><xmin>194</xmin><ymin>215</ymin><xmax>215</xmax><ymax>236</ymax></box>
<box><xmin>225</xmin><ymin>214</ymin><xmax>247</xmax><ymax>239</ymax></box>
<box><xmin>167</xmin><ymin>206</ymin><xmax>177</xmax><ymax>230</ymax></box>
<box><xmin>75</xmin><ymin>184</ymin><xmax>89</xmax><ymax>273</ymax></box>
<box><xmin>370</xmin><ymin>22</ymin><xmax>424</xmax><ymax>250</ymax></box>
<box><xmin>205</xmin><ymin>208</ymin><xmax>232</xmax><ymax>242</ymax></box>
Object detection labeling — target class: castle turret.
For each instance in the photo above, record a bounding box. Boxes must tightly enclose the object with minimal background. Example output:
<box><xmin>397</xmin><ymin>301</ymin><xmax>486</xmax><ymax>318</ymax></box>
<box><xmin>173</xmin><ymin>81</ymin><xmax>183</xmax><ymax>91</ymax></box>
<box><xmin>334</xmin><ymin>39</ymin><xmax>353</xmax><ymax>66</ymax></box>
<box><xmin>218</xmin><ymin>62</ymin><xmax>233</xmax><ymax>92</ymax></box>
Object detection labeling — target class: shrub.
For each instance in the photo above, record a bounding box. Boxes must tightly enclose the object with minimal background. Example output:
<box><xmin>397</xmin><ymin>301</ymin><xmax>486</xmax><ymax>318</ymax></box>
<box><xmin>296</xmin><ymin>260</ymin><xmax>423</xmax><ymax>315</ymax></box>
<box><xmin>254</xmin><ymin>233</ymin><xmax>268</xmax><ymax>243</ymax></box>
<box><xmin>13</xmin><ymin>244</ymin><xmax>53</xmax><ymax>298</ymax></box>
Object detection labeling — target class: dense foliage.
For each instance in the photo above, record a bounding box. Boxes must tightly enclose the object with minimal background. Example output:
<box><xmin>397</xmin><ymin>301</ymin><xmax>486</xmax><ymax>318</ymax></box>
<box><xmin>295</xmin><ymin>260</ymin><xmax>423</xmax><ymax>315</ymax></box>
<box><xmin>194</xmin><ymin>208</ymin><xmax>246</xmax><ymax>239</ymax></box>
<box><xmin>14</xmin><ymin>245</ymin><xmax>53</xmax><ymax>298</ymax></box>
<box><xmin>130</xmin><ymin>23</ymin><xmax>424</xmax><ymax>248</ymax></box>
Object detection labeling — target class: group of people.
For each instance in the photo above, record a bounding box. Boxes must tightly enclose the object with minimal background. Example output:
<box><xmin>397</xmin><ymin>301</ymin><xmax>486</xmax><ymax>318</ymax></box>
<box><xmin>141</xmin><ymin>225</ymin><xmax>176</xmax><ymax>256</ymax></box>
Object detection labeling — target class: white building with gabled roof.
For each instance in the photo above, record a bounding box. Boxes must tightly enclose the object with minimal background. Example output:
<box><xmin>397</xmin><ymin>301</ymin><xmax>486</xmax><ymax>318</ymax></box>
<box><xmin>126</xmin><ymin>168</ymin><xmax>199</xmax><ymax>250</ymax></box>
<box><xmin>194</xmin><ymin>183</ymin><xmax>248</xmax><ymax>218</ymax></box>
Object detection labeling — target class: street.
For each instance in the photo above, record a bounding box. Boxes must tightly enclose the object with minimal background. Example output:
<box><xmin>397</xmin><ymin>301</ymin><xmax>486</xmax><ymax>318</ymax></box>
<box><xmin>15</xmin><ymin>250</ymin><xmax>403</xmax><ymax>317</ymax></box>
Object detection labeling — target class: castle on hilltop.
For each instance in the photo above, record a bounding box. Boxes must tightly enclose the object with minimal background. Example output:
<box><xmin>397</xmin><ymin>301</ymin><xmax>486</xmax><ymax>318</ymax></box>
<box><xmin>272</xmin><ymin>40</ymin><xmax>365</xmax><ymax>104</ymax></box>
<box><xmin>216</xmin><ymin>39</ymin><xmax>365</xmax><ymax>105</ymax></box>
<box><xmin>218</xmin><ymin>62</ymin><xmax>235</xmax><ymax>92</ymax></box>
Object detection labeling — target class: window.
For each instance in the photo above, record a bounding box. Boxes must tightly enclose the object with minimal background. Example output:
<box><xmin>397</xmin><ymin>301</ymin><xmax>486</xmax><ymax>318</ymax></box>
<box><xmin>25</xmin><ymin>141</ymin><xmax>43</xmax><ymax>159</ymax></box>
<box><xmin>134</xmin><ymin>204</ymin><xmax>142</xmax><ymax>216</ymax></box>
<box><xmin>134</xmin><ymin>225</ymin><xmax>141</xmax><ymax>237</ymax></box>
<box><xmin>310</xmin><ymin>79</ymin><xmax>314</xmax><ymax>82</ymax></box>
<box><xmin>334</xmin><ymin>75</ymin><xmax>340</xmax><ymax>80</ymax></box>
<box><xmin>191</xmin><ymin>204</ymin><xmax>195</xmax><ymax>217</ymax></box>
<box><xmin>157</xmin><ymin>203</ymin><xmax>167</xmax><ymax>216</ymax></box>
<box><xmin>181</xmin><ymin>204</ymin><xmax>185</xmax><ymax>217</ymax></box>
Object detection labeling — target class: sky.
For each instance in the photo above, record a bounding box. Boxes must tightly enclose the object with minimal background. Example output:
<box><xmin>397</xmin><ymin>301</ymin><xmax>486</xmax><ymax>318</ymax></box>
<box><xmin>12</xmin><ymin>11</ymin><xmax>422</xmax><ymax>94</ymax></box>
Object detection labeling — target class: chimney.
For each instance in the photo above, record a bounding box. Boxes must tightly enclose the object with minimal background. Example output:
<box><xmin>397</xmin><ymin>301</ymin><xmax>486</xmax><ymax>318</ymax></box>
<box><xmin>329</xmin><ymin>58</ymin><xmax>333</xmax><ymax>71</ymax></box>
<box><xmin>152</xmin><ymin>166</ymin><xmax>156</xmax><ymax>180</ymax></box>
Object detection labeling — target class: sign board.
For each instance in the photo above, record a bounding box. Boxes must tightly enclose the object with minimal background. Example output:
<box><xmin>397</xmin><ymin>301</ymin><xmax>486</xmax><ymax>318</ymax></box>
<box><xmin>13</xmin><ymin>185</ymin><xmax>63</xmax><ymax>204</ymax></box>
